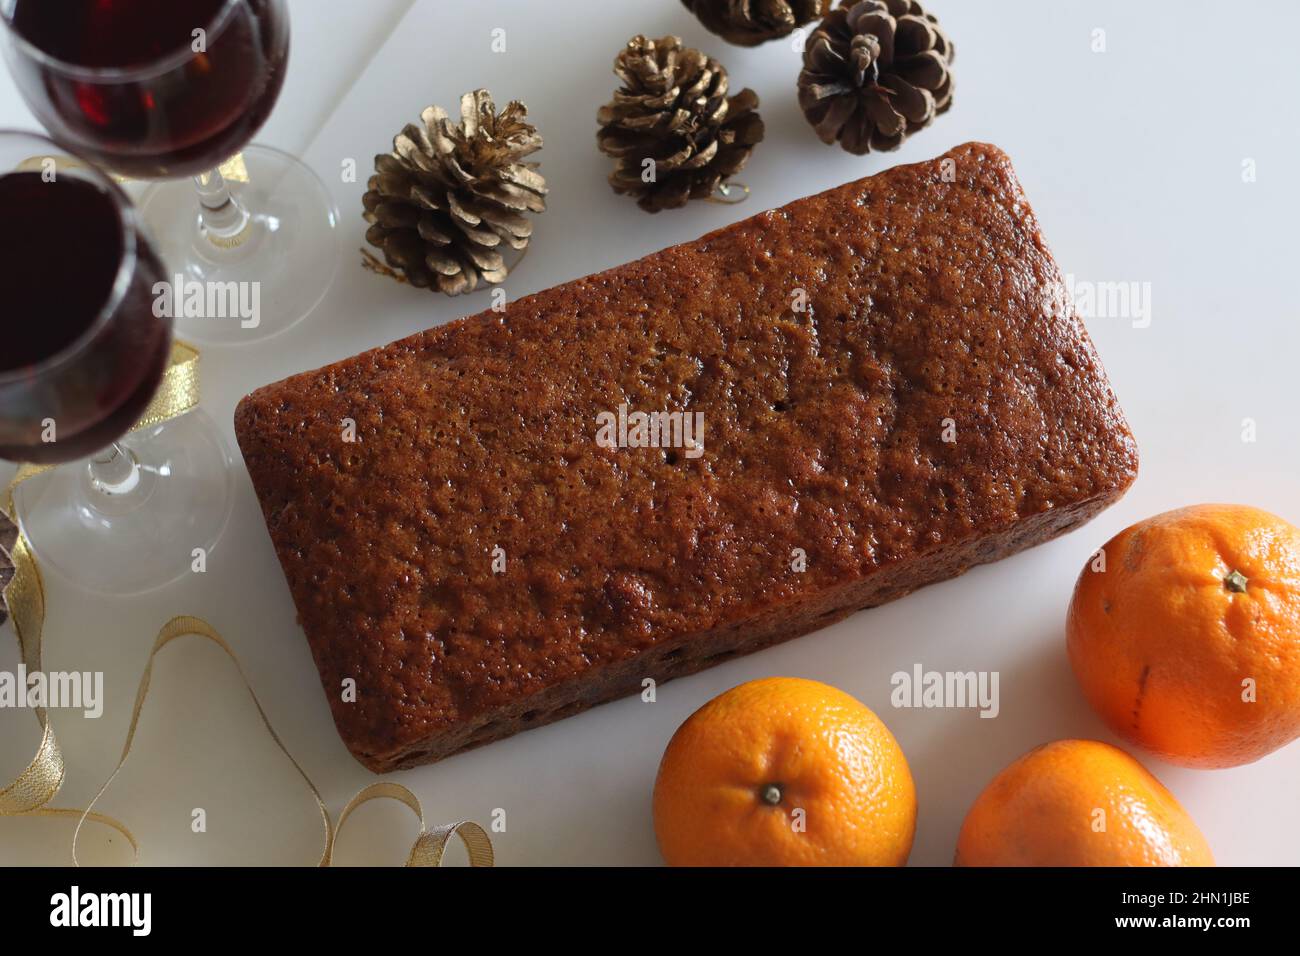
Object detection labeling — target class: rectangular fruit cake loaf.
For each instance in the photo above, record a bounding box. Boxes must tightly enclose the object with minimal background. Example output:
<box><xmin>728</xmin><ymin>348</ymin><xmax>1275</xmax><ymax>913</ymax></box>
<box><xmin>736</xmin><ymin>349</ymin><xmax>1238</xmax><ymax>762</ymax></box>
<box><xmin>235</xmin><ymin>142</ymin><xmax>1139</xmax><ymax>772</ymax></box>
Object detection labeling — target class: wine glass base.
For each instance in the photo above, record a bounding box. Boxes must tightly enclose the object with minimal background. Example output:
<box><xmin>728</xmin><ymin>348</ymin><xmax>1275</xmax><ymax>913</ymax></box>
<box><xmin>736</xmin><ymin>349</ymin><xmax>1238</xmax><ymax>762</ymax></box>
<box><xmin>139</xmin><ymin>144</ymin><xmax>341</xmax><ymax>346</ymax></box>
<box><xmin>13</xmin><ymin>410</ymin><xmax>234</xmax><ymax>596</ymax></box>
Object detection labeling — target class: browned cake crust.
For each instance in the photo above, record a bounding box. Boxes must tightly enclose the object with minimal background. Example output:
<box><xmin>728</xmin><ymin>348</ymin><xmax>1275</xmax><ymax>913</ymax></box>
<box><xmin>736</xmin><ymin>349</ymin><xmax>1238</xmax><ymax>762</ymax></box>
<box><xmin>235</xmin><ymin>143</ymin><xmax>1138</xmax><ymax>772</ymax></box>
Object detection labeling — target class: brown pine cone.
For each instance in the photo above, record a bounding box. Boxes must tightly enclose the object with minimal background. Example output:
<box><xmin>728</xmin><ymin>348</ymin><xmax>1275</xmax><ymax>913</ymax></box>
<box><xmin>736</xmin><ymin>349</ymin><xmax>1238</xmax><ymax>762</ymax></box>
<box><xmin>798</xmin><ymin>0</ymin><xmax>954</xmax><ymax>155</ymax></box>
<box><xmin>0</xmin><ymin>509</ymin><xmax>17</xmax><ymax>627</ymax></box>
<box><xmin>362</xmin><ymin>90</ymin><xmax>547</xmax><ymax>296</ymax></box>
<box><xmin>597</xmin><ymin>35</ymin><xmax>765</xmax><ymax>213</ymax></box>
<box><xmin>681</xmin><ymin>0</ymin><xmax>831</xmax><ymax>47</ymax></box>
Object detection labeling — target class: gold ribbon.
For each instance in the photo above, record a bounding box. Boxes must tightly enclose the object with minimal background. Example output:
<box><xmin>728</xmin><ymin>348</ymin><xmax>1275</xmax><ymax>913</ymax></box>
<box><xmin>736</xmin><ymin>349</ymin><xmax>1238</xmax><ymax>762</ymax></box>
<box><xmin>1</xmin><ymin>467</ymin><xmax>141</xmax><ymax>855</ymax></box>
<box><xmin>136</xmin><ymin>341</ymin><xmax>203</xmax><ymax>430</ymax></box>
<box><xmin>334</xmin><ymin>782</ymin><xmax>494</xmax><ymax>867</ymax></box>
<box><xmin>0</xmin><ymin>507</ymin><xmax>63</xmax><ymax>814</ymax></box>
<box><xmin>72</xmin><ymin>616</ymin><xmax>493</xmax><ymax>867</ymax></box>
<box><xmin>2</xmin><ymin>346</ymin><xmax>492</xmax><ymax>867</ymax></box>
<box><xmin>0</xmin><ymin>340</ymin><xmax>202</xmax><ymax>815</ymax></box>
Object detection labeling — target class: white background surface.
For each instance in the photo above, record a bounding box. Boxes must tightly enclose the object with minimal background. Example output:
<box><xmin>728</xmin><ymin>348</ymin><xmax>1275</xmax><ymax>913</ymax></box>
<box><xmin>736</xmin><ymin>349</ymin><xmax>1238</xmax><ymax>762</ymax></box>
<box><xmin>2</xmin><ymin>0</ymin><xmax>1298</xmax><ymax>866</ymax></box>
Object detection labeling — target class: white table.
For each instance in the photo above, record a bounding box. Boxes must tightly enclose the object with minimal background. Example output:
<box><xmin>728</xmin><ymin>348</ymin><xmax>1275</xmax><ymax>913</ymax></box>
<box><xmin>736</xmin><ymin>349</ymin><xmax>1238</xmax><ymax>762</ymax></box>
<box><xmin>2</xmin><ymin>0</ymin><xmax>1298</xmax><ymax>867</ymax></box>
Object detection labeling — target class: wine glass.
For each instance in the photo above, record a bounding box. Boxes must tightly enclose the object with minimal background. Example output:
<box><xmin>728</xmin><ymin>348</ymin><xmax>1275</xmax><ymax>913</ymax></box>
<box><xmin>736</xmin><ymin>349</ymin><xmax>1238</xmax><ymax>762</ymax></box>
<box><xmin>0</xmin><ymin>131</ymin><xmax>232</xmax><ymax>594</ymax></box>
<box><xmin>0</xmin><ymin>0</ymin><xmax>340</xmax><ymax>345</ymax></box>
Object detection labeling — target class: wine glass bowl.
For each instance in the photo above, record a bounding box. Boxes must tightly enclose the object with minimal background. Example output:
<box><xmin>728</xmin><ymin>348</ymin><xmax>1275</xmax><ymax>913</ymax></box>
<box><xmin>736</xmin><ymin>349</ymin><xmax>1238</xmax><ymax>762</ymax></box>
<box><xmin>1</xmin><ymin>0</ymin><xmax>339</xmax><ymax>345</ymax></box>
<box><xmin>0</xmin><ymin>0</ymin><xmax>289</xmax><ymax>180</ymax></box>
<box><xmin>0</xmin><ymin>130</ymin><xmax>233</xmax><ymax>595</ymax></box>
<box><xmin>0</xmin><ymin>140</ymin><xmax>171</xmax><ymax>465</ymax></box>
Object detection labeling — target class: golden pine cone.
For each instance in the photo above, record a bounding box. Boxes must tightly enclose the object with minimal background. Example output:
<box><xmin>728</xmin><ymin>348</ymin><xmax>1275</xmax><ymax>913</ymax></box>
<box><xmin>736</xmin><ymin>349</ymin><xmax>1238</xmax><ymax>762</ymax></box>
<box><xmin>363</xmin><ymin>90</ymin><xmax>547</xmax><ymax>296</ymax></box>
<box><xmin>597</xmin><ymin>35</ymin><xmax>765</xmax><ymax>213</ymax></box>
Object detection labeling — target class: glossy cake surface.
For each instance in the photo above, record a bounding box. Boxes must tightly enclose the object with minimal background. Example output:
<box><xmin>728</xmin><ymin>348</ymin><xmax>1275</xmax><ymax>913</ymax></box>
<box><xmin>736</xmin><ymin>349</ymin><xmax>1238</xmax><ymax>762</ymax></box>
<box><xmin>235</xmin><ymin>142</ymin><xmax>1138</xmax><ymax>771</ymax></box>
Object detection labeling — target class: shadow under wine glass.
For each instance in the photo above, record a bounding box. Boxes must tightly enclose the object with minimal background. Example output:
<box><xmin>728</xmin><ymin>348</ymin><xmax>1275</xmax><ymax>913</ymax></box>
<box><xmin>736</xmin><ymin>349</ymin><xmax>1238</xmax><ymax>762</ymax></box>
<box><xmin>0</xmin><ymin>131</ymin><xmax>232</xmax><ymax>595</ymax></box>
<box><xmin>0</xmin><ymin>0</ymin><xmax>340</xmax><ymax>346</ymax></box>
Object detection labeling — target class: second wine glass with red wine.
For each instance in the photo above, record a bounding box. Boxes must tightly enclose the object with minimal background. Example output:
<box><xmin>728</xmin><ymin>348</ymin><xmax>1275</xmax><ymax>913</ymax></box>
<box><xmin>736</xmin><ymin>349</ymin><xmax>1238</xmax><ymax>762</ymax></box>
<box><xmin>1</xmin><ymin>0</ymin><xmax>340</xmax><ymax>344</ymax></box>
<box><xmin>0</xmin><ymin>131</ymin><xmax>232</xmax><ymax>594</ymax></box>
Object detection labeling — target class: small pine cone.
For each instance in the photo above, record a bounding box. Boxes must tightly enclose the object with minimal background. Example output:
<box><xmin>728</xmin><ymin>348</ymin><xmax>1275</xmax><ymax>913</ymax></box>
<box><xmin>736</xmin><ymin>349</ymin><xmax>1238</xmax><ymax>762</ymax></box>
<box><xmin>798</xmin><ymin>0</ymin><xmax>954</xmax><ymax>155</ymax></box>
<box><xmin>0</xmin><ymin>509</ymin><xmax>17</xmax><ymax>627</ymax></box>
<box><xmin>681</xmin><ymin>0</ymin><xmax>831</xmax><ymax>47</ymax></box>
<box><xmin>362</xmin><ymin>90</ymin><xmax>547</xmax><ymax>296</ymax></box>
<box><xmin>597</xmin><ymin>35</ymin><xmax>765</xmax><ymax>213</ymax></box>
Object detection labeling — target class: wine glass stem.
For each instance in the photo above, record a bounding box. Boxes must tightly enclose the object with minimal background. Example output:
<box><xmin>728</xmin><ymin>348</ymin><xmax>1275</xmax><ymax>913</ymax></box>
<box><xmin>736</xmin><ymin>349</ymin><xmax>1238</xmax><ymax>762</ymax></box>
<box><xmin>193</xmin><ymin>166</ymin><xmax>251</xmax><ymax>248</ymax></box>
<box><xmin>88</xmin><ymin>441</ymin><xmax>142</xmax><ymax>497</ymax></box>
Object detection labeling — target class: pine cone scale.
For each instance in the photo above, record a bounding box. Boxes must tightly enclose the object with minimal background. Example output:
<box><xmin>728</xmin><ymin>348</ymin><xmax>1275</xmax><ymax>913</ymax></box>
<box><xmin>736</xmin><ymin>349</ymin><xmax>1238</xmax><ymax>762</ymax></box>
<box><xmin>863</xmin><ymin>89</ymin><xmax>907</xmax><ymax>136</ymax></box>
<box><xmin>897</xmin><ymin>50</ymin><xmax>950</xmax><ymax>94</ymax></box>
<box><xmin>500</xmin><ymin>165</ymin><xmax>547</xmax><ymax>194</ymax></box>
<box><xmin>683</xmin><ymin>0</ymin><xmax>831</xmax><ymax>46</ymax></box>
<box><xmin>425</xmin><ymin>249</ymin><xmax>460</xmax><ymax>276</ymax></box>
<box><xmin>471</xmin><ymin>182</ymin><xmax>536</xmax><ymax>214</ymax></box>
<box><xmin>409</xmin><ymin>184</ymin><xmax>445</xmax><ymax>212</ymax></box>
<box><xmin>417</xmin><ymin>219</ymin><xmax>453</xmax><ymax>246</ymax></box>
<box><xmin>478</xmin><ymin>204</ymin><xmax>532</xmax><ymax>237</ymax></box>
<box><xmin>375</xmin><ymin>202</ymin><xmax>420</xmax><ymax>230</ymax></box>
<box><xmin>895</xmin><ymin>15</ymin><xmax>935</xmax><ymax>50</ymax></box>
<box><xmin>881</xmin><ymin>77</ymin><xmax>934</xmax><ymax>125</ymax></box>
<box><xmin>809</xmin><ymin>94</ymin><xmax>857</xmax><ymax>145</ymax></box>
<box><xmin>464</xmin><ymin>243</ymin><xmax>505</xmax><ymax>272</ymax></box>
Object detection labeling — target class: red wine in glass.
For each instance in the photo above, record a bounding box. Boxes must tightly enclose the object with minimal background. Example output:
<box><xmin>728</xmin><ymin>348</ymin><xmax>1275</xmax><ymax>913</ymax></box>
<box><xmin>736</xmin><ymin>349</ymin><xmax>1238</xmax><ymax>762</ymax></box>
<box><xmin>0</xmin><ymin>130</ymin><xmax>233</xmax><ymax>596</ymax></box>
<box><xmin>4</xmin><ymin>0</ymin><xmax>338</xmax><ymax>346</ymax></box>
<box><xmin>3</xmin><ymin>0</ymin><xmax>289</xmax><ymax>179</ymax></box>
<box><xmin>0</xmin><ymin>170</ymin><xmax>172</xmax><ymax>465</ymax></box>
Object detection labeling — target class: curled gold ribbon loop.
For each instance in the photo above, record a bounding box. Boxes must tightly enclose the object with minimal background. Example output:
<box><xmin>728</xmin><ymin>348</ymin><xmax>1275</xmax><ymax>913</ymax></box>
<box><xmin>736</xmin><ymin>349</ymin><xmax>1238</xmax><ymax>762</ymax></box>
<box><xmin>332</xmin><ymin>782</ymin><xmax>494</xmax><ymax>867</ymax></box>
<box><xmin>74</xmin><ymin>616</ymin><xmax>492</xmax><ymax>867</ymax></box>
<box><xmin>0</xmin><ymin>530</ymin><xmax>61</xmax><ymax>815</ymax></box>
<box><xmin>1</xmin><ymin>341</ymin><xmax>201</xmax><ymax>824</ymax></box>
<box><xmin>2</xmin><ymin>466</ymin><xmax>136</xmax><ymax>853</ymax></box>
<box><xmin>0</xmin><ymin>342</ymin><xmax>201</xmax><ymax>853</ymax></box>
<box><xmin>73</xmin><ymin>615</ymin><xmax>329</xmax><ymax>867</ymax></box>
